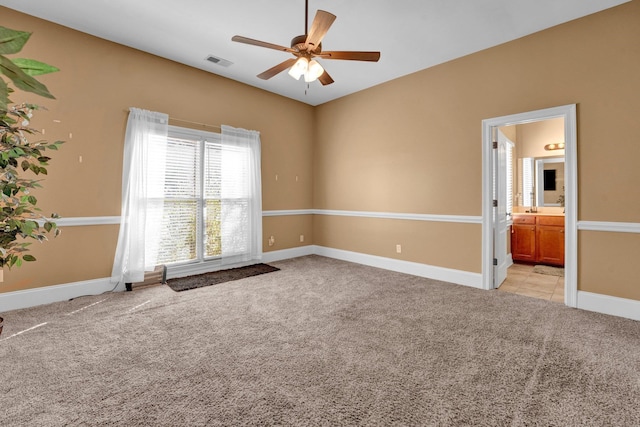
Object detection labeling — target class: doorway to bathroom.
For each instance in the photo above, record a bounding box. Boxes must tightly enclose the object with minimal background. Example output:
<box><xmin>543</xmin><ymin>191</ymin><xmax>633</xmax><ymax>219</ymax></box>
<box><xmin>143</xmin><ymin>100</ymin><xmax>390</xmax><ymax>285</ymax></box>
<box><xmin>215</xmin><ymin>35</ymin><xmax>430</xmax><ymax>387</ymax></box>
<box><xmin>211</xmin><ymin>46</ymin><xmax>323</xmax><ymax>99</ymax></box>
<box><xmin>481</xmin><ymin>105</ymin><xmax>577</xmax><ymax>308</ymax></box>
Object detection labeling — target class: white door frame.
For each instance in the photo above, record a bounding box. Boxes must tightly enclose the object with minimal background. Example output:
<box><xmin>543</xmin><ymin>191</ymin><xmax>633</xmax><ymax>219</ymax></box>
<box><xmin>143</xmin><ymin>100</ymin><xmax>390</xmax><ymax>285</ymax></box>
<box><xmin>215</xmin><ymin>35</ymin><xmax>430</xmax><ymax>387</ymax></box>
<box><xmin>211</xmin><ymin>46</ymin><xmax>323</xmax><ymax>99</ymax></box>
<box><xmin>481</xmin><ymin>104</ymin><xmax>578</xmax><ymax>307</ymax></box>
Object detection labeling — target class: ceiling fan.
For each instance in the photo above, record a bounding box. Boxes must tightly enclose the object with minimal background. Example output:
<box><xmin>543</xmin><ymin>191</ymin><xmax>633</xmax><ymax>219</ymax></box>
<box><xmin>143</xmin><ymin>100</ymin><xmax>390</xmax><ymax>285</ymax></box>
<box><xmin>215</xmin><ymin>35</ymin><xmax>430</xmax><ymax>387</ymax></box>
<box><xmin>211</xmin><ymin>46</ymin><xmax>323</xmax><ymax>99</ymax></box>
<box><xmin>231</xmin><ymin>0</ymin><xmax>380</xmax><ymax>86</ymax></box>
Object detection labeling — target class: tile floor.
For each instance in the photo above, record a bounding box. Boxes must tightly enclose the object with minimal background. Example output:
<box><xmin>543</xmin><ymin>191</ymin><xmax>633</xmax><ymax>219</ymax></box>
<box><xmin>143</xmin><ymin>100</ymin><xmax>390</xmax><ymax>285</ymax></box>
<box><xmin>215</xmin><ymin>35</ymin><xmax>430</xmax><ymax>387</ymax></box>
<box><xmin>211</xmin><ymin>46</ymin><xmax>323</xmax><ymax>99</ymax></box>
<box><xmin>498</xmin><ymin>263</ymin><xmax>565</xmax><ymax>303</ymax></box>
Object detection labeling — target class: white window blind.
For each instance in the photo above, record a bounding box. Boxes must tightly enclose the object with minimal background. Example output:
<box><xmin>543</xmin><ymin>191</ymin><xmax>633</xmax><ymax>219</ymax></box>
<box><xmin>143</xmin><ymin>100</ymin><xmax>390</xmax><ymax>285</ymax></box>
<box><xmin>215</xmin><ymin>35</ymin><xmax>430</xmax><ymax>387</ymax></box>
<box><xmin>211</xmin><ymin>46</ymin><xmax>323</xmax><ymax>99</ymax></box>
<box><xmin>204</xmin><ymin>141</ymin><xmax>222</xmax><ymax>258</ymax></box>
<box><xmin>506</xmin><ymin>142</ymin><xmax>514</xmax><ymax>216</ymax></box>
<box><xmin>521</xmin><ymin>157</ymin><xmax>534</xmax><ymax>207</ymax></box>
<box><xmin>147</xmin><ymin>126</ymin><xmax>261</xmax><ymax>267</ymax></box>
<box><xmin>153</xmin><ymin>134</ymin><xmax>201</xmax><ymax>264</ymax></box>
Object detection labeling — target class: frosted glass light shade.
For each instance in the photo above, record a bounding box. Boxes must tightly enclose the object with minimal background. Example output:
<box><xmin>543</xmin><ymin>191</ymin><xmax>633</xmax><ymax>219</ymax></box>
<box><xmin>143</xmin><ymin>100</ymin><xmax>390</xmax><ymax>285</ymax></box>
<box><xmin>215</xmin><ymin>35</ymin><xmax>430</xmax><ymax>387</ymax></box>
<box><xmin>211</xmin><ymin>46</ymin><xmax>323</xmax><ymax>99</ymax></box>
<box><xmin>288</xmin><ymin>57</ymin><xmax>308</xmax><ymax>80</ymax></box>
<box><xmin>304</xmin><ymin>60</ymin><xmax>324</xmax><ymax>83</ymax></box>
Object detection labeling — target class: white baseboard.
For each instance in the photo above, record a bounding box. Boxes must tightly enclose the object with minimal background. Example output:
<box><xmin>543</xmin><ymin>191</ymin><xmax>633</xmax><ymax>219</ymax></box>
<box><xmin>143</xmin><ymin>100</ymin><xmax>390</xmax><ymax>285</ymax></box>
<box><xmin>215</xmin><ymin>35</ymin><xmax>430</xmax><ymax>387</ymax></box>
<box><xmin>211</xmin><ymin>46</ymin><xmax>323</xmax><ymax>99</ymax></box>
<box><xmin>0</xmin><ymin>277</ymin><xmax>116</xmax><ymax>313</ymax></box>
<box><xmin>264</xmin><ymin>245</ymin><xmax>482</xmax><ymax>289</ymax></box>
<box><xmin>262</xmin><ymin>245</ymin><xmax>315</xmax><ymax>263</ymax></box>
<box><xmin>577</xmin><ymin>291</ymin><xmax>640</xmax><ymax>321</ymax></box>
<box><xmin>313</xmin><ymin>246</ymin><xmax>483</xmax><ymax>289</ymax></box>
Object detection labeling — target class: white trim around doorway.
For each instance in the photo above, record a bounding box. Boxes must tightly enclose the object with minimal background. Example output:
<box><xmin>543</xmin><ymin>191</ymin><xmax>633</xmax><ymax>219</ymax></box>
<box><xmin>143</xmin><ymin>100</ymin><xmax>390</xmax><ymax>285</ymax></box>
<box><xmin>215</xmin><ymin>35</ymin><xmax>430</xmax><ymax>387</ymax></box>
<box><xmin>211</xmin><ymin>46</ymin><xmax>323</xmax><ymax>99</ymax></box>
<box><xmin>481</xmin><ymin>104</ymin><xmax>578</xmax><ymax>307</ymax></box>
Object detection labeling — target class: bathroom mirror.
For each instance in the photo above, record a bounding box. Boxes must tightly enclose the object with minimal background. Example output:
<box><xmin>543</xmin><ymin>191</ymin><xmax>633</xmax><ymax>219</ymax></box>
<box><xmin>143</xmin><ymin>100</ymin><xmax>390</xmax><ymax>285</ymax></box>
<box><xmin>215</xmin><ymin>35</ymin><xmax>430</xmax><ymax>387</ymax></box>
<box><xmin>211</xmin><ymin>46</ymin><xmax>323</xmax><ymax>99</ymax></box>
<box><xmin>535</xmin><ymin>157</ymin><xmax>564</xmax><ymax>207</ymax></box>
<box><xmin>516</xmin><ymin>156</ymin><xmax>565</xmax><ymax>208</ymax></box>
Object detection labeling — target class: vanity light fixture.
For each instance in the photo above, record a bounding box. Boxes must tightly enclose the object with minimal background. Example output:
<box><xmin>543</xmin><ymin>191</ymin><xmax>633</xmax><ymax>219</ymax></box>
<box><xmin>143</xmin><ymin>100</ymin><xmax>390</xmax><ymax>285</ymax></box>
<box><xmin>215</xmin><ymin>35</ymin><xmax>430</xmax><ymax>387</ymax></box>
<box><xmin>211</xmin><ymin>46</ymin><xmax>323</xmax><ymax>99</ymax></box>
<box><xmin>544</xmin><ymin>142</ymin><xmax>565</xmax><ymax>151</ymax></box>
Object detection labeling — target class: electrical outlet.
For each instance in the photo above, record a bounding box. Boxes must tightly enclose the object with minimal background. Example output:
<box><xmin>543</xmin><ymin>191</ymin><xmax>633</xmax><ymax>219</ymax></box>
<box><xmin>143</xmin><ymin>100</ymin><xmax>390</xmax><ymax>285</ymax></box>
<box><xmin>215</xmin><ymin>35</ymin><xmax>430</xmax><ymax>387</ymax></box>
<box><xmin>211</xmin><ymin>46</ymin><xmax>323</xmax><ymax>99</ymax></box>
<box><xmin>396</xmin><ymin>244</ymin><xmax>402</xmax><ymax>254</ymax></box>
<box><xmin>300</xmin><ymin>234</ymin><xmax>304</xmax><ymax>242</ymax></box>
<box><xmin>268</xmin><ymin>236</ymin><xmax>275</xmax><ymax>246</ymax></box>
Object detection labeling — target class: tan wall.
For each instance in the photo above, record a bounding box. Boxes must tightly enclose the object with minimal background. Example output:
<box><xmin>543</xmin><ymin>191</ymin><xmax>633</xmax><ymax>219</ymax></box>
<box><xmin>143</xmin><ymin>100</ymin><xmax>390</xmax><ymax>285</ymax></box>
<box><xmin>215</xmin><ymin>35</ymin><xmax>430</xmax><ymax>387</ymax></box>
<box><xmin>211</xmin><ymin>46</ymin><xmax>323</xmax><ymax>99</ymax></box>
<box><xmin>579</xmin><ymin>231</ymin><xmax>640</xmax><ymax>300</ymax></box>
<box><xmin>314</xmin><ymin>1</ymin><xmax>640</xmax><ymax>298</ymax></box>
<box><xmin>499</xmin><ymin>125</ymin><xmax>517</xmax><ymax>143</ymax></box>
<box><xmin>0</xmin><ymin>7</ymin><xmax>314</xmax><ymax>292</ymax></box>
<box><xmin>517</xmin><ymin>118</ymin><xmax>565</xmax><ymax>159</ymax></box>
<box><xmin>313</xmin><ymin>216</ymin><xmax>481</xmax><ymax>273</ymax></box>
<box><xmin>263</xmin><ymin>215</ymin><xmax>314</xmax><ymax>252</ymax></box>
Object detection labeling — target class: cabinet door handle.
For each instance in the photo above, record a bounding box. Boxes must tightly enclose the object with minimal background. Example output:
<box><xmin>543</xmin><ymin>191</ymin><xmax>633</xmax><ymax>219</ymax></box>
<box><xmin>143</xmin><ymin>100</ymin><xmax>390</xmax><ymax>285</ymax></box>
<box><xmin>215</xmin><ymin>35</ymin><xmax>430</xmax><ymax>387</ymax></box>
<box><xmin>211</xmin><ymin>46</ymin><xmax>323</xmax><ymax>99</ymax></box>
<box><xmin>532</xmin><ymin>227</ymin><xmax>535</xmax><ymax>231</ymax></box>
<box><xmin>560</xmin><ymin>229</ymin><xmax>564</xmax><ymax>233</ymax></box>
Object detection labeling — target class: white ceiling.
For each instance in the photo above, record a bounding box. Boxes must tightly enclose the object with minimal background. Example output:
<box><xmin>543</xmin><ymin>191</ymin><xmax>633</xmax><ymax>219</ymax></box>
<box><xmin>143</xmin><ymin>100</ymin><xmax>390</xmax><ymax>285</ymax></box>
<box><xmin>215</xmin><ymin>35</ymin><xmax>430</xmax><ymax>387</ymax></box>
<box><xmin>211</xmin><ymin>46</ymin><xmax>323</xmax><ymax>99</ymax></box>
<box><xmin>0</xmin><ymin>0</ymin><xmax>629</xmax><ymax>106</ymax></box>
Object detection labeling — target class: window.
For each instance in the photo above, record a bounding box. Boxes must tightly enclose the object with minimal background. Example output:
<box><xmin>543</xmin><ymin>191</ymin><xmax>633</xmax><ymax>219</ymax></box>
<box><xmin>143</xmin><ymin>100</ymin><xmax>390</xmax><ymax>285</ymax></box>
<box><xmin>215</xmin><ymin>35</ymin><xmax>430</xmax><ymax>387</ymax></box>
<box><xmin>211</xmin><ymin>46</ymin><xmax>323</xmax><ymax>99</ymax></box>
<box><xmin>521</xmin><ymin>157</ymin><xmax>534</xmax><ymax>207</ymax></box>
<box><xmin>112</xmin><ymin>109</ymin><xmax>262</xmax><ymax>285</ymax></box>
<box><xmin>506</xmin><ymin>141</ymin><xmax>514</xmax><ymax>217</ymax></box>
<box><xmin>148</xmin><ymin>126</ymin><xmax>259</xmax><ymax>266</ymax></box>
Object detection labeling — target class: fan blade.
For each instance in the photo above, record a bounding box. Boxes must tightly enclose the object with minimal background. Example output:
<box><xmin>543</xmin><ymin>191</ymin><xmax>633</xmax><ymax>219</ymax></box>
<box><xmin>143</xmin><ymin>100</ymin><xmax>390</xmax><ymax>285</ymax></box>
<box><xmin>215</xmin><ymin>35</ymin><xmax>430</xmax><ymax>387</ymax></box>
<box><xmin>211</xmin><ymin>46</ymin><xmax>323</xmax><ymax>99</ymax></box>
<box><xmin>304</xmin><ymin>10</ymin><xmax>336</xmax><ymax>52</ymax></box>
<box><xmin>318</xmin><ymin>70</ymin><xmax>334</xmax><ymax>86</ymax></box>
<box><xmin>257</xmin><ymin>58</ymin><xmax>298</xmax><ymax>80</ymax></box>
<box><xmin>317</xmin><ymin>51</ymin><xmax>381</xmax><ymax>62</ymax></box>
<box><xmin>232</xmin><ymin>35</ymin><xmax>294</xmax><ymax>53</ymax></box>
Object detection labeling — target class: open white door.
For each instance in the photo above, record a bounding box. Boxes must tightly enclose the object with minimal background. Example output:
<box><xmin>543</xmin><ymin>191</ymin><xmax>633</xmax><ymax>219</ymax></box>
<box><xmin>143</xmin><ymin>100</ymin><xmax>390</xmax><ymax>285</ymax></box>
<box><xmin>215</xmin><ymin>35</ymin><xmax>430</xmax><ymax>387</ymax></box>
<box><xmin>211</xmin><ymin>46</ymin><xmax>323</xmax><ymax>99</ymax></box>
<box><xmin>493</xmin><ymin>129</ymin><xmax>510</xmax><ymax>288</ymax></box>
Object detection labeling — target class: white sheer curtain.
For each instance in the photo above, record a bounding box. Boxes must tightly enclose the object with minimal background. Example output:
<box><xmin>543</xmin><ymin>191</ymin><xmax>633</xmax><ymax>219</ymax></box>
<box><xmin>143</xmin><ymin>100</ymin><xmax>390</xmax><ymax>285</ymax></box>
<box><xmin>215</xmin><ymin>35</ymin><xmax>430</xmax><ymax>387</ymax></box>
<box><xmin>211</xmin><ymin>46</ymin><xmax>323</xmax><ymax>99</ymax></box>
<box><xmin>111</xmin><ymin>108</ymin><xmax>168</xmax><ymax>286</ymax></box>
<box><xmin>220</xmin><ymin>125</ymin><xmax>262</xmax><ymax>266</ymax></box>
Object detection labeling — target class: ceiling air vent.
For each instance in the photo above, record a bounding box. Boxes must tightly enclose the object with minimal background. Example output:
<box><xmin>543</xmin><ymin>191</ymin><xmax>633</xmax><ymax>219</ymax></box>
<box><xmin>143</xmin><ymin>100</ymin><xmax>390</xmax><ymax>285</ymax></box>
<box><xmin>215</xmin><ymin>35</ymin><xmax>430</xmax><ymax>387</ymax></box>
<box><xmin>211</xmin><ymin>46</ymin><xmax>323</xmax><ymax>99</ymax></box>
<box><xmin>205</xmin><ymin>55</ymin><xmax>233</xmax><ymax>67</ymax></box>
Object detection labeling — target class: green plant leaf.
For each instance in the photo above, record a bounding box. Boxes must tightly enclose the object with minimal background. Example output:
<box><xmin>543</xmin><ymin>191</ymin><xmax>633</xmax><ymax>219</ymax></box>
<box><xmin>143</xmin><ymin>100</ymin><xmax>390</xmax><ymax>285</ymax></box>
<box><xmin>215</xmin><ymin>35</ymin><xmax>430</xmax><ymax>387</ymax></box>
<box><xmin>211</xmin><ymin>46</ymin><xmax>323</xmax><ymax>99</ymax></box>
<box><xmin>0</xmin><ymin>26</ymin><xmax>30</xmax><ymax>55</ymax></box>
<box><xmin>0</xmin><ymin>55</ymin><xmax>55</xmax><ymax>99</ymax></box>
<box><xmin>11</xmin><ymin>58</ymin><xmax>59</xmax><ymax>76</ymax></box>
<box><xmin>0</xmin><ymin>78</ymin><xmax>7</xmax><ymax>112</ymax></box>
<box><xmin>0</xmin><ymin>48</ymin><xmax>63</xmax><ymax>269</ymax></box>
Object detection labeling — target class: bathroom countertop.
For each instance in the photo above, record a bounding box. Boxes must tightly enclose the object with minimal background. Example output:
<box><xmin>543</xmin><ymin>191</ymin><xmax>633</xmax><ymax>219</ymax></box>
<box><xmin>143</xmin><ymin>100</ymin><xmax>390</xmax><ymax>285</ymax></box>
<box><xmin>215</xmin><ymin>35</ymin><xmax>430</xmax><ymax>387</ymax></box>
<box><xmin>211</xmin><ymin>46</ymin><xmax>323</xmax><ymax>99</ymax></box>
<box><xmin>512</xmin><ymin>212</ymin><xmax>565</xmax><ymax>217</ymax></box>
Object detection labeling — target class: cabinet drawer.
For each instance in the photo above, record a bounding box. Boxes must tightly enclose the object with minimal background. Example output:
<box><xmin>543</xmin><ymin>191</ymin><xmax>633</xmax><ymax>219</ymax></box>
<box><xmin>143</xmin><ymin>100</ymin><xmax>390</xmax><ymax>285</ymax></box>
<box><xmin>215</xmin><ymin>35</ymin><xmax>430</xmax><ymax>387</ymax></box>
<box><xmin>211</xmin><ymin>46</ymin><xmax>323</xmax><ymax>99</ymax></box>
<box><xmin>537</xmin><ymin>216</ymin><xmax>564</xmax><ymax>226</ymax></box>
<box><xmin>512</xmin><ymin>215</ymin><xmax>535</xmax><ymax>225</ymax></box>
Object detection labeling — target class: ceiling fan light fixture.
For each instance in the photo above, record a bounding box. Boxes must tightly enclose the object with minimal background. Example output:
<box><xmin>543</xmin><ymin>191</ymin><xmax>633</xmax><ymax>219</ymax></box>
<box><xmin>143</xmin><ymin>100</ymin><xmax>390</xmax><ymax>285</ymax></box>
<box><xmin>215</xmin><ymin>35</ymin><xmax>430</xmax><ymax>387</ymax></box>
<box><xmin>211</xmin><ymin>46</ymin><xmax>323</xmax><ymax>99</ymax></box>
<box><xmin>288</xmin><ymin>57</ymin><xmax>309</xmax><ymax>80</ymax></box>
<box><xmin>232</xmin><ymin>1</ymin><xmax>379</xmax><ymax>87</ymax></box>
<box><xmin>304</xmin><ymin>59</ymin><xmax>324</xmax><ymax>83</ymax></box>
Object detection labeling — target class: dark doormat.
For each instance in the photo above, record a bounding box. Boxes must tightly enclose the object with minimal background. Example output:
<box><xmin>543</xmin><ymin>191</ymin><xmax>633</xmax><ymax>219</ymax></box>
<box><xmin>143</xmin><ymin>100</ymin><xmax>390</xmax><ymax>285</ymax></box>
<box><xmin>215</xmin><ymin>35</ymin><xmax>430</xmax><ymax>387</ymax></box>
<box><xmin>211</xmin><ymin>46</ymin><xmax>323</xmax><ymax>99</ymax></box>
<box><xmin>167</xmin><ymin>263</ymin><xmax>280</xmax><ymax>292</ymax></box>
<box><xmin>532</xmin><ymin>265</ymin><xmax>565</xmax><ymax>277</ymax></box>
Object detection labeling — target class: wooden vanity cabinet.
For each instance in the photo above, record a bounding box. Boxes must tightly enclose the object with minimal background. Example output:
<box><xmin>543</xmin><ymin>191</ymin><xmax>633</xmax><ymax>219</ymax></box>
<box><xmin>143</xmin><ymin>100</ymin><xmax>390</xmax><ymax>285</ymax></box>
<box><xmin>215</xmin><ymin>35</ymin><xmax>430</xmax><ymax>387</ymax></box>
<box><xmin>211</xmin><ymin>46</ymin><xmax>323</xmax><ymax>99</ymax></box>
<box><xmin>511</xmin><ymin>216</ymin><xmax>537</xmax><ymax>262</ymax></box>
<box><xmin>536</xmin><ymin>215</ymin><xmax>565</xmax><ymax>266</ymax></box>
<box><xmin>511</xmin><ymin>214</ymin><xmax>565</xmax><ymax>266</ymax></box>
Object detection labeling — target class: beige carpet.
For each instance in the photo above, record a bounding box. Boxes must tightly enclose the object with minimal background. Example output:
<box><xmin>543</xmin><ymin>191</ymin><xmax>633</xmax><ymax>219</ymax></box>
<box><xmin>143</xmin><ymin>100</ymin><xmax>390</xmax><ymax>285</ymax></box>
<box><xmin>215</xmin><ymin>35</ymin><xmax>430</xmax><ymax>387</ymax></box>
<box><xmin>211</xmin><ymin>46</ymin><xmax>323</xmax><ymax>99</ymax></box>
<box><xmin>0</xmin><ymin>255</ymin><xmax>638</xmax><ymax>426</ymax></box>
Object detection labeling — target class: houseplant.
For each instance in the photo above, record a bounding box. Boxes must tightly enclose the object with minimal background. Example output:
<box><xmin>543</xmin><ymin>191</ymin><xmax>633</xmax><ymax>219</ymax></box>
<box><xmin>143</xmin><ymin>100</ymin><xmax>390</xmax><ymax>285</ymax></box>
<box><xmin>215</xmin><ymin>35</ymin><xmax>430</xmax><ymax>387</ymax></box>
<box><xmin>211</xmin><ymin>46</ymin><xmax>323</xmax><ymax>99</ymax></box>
<box><xmin>1</xmin><ymin>25</ymin><xmax>62</xmax><ymax>335</ymax></box>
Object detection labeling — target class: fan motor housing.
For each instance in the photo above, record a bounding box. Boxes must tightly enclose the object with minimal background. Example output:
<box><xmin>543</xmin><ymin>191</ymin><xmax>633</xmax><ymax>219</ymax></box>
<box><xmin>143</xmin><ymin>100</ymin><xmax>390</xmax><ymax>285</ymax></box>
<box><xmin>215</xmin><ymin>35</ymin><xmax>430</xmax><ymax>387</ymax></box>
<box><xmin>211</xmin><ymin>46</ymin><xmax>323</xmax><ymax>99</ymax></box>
<box><xmin>291</xmin><ymin>35</ymin><xmax>321</xmax><ymax>54</ymax></box>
